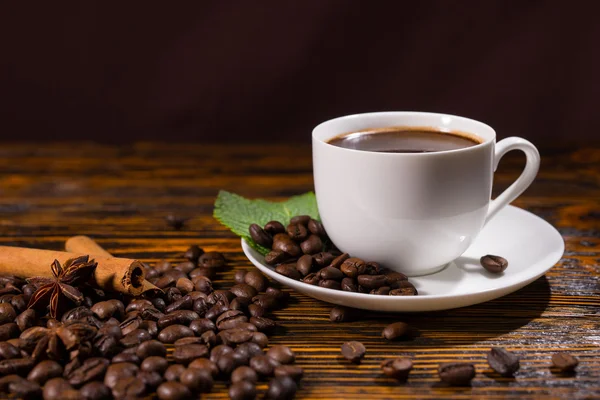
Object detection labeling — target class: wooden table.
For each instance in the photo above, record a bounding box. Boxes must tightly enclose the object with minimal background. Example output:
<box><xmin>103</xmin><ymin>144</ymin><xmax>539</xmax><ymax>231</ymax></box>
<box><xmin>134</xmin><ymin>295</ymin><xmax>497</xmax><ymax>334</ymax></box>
<box><xmin>0</xmin><ymin>143</ymin><xmax>598</xmax><ymax>399</ymax></box>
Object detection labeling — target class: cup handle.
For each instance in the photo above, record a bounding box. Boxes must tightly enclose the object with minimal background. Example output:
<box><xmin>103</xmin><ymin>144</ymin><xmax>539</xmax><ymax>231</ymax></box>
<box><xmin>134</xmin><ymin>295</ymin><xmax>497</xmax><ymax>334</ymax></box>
<box><xmin>485</xmin><ymin>137</ymin><xmax>540</xmax><ymax>224</ymax></box>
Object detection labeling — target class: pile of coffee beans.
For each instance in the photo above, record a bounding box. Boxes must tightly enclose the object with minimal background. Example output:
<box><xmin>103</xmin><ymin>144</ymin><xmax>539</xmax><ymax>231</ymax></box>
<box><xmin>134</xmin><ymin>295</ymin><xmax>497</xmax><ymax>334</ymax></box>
<box><xmin>249</xmin><ymin>216</ymin><xmax>418</xmax><ymax>296</ymax></box>
<box><xmin>0</xmin><ymin>246</ymin><xmax>303</xmax><ymax>399</ymax></box>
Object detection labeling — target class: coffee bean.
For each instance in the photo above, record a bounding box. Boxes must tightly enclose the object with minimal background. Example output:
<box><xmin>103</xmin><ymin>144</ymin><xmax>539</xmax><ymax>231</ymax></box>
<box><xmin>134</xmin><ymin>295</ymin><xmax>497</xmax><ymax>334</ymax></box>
<box><xmin>264</xmin><ymin>221</ymin><xmax>286</xmax><ymax>235</ymax></box>
<box><xmin>267</xmin><ymin>345</ymin><xmax>295</xmax><ymax>364</ymax></box>
<box><xmin>265</xmin><ymin>286</ymin><xmax>289</xmax><ymax>300</ymax></box>
<box><xmin>158</xmin><ymin>324</ymin><xmax>194</xmax><ymax>343</ymax></box>
<box><xmin>25</xmin><ymin>360</ymin><xmax>62</xmax><ymax>385</ymax></box>
<box><xmin>381</xmin><ymin>358</ymin><xmax>412</xmax><ymax>382</ymax></box>
<box><xmin>112</xmin><ymin>351</ymin><xmax>140</xmax><ymax>365</ymax></box>
<box><xmin>229</xmin><ymin>380</ymin><xmax>256</xmax><ymax>400</ymax></box>
<box><xmin>382</xmin><ymin>322</ymin><xmax>410</xmax><ymax>340</ymax></box>
<box><xmin>172</xmin><ymin>344</ymin><xmax>209</xmax><ymax>365</ymax></box>
<box><xmin>250</xmin><ymin>355</ymin><xmax>278</xmax><ymax>376</ymax></box>
<box><xmin>0</xmin><ymin>303</ymin><xmax>17</xmax><ymax>324</ymax></box>
<box><xmin>189</xmin><ymin>358</ymin><xmax>219</xmax><ymax>377</ymax></box>
<box><xmin>141</xmin><ymin>356</ymin><xmax>169</xmax><ymax>374</ymax></box>
<box><xmin>165</xmin><ymin>214</ymin><xmax>188</xmax><ymax>230</ymax></box>
<box><xmin>487</xmin><ymin>347</ymin><xmax>520</xmax><ymax>376</ymax></box>
<box><xmin>313</xmin><ymin>252</ymin><xmax>335</xmax><ymax>267</ymax></box>
<box><xmin>552</xmin><ymin>352</ymin><xmax>579</xmax><ymax>372</ymax></box>
<box><xmin>180</xmin><ymin>367</ymin><xmax>213</xmax><ymax>393</ymax></box>
<box><xmin>112</xmin><ymin>376</ymin><xmax>146</xmax><ymax>398</ymax></box>
<box><xmin>91</xmin><ymin>300</ymin><xmax>124</xmax><ymax>320</ymax></box>
<box><xmin>104</xmin><ymin>362</ymin><xmax>139</xmax><ymax>389</ymax></box>
<box><xmin>300</xmin><ymin>234</ymin><xmax>323</xmax><ymax>255</ymax></box>
<box><xmin>183</xmin><ymin>245</ymin><xmax>204</xmax><ymax>262</ymax></box>
<box><xmin>274</xmin><ymin>365</ymin><xmax>304</xmax><ymax>381</ymax></box>
<box><xmin>15</xmin><ymin>309</ymin><xmax>36</xmax><ymax>332</ymax></box>
<box><xmin>189</xmin><ymin>318</ymin><xmax>216</xmax><ymax>336</ymax></box>
<box><xmin>265</xmin><ymin>250</ymin><xmax>288</xmax><ymax>266</ymax></box>
<box><xmin>176</xmin><ymin>278</ymin><xmax>195</xmax><ymax>294</ymax></box>
<box><xmin>174</xmin><ymin>336</ymin><xmax>204</xmax><ymax>346</ymax></box>
<box><xmin>0</xmin><ymin>323</ymin><xmax>19</xmax><ymax>341</ymax></box>
<box><xmin>219</xmin><ymin>329</ymin><xmax>254</xmax><ymax>346</ymax></box>
<box><xmin>389</xmin><ymin>280</ymin><xmax>418</xmax><ymax>296</ymax></box>
<box><xmin>290</xmin><ymin>215</ymin><xmax>311</xmax><ymax>225</ymax></box>
<box><xmin>67</xmin><ymin>357</ymin><xmax>109</xmax><ymax>387</ymax></box>
<box><xmin>275</xmin><ymin>263</ymin><xmax>302</xmax><ymax>280</ymax></box>
<box><xmin>231</xmin><ymin>297</ymin><xmax>251</xmax><ymax>312</ymax></box>
<box><xmin>340</xmin><ymin>277</ymin><xmax>358</xmax><ymax>292</ymax></box>
<box><xmin>192</xmin><ymin>298</ymin><xmax>210</xmax><ymax>316</ymax></box>
<box><xmin>198</xmin><ymin>252</ymin><xmax>226</xmax><ymax>269</ymax></box>
<box><xmin>295</xmin><ymin>255</ymin><xmax>313</xmax><ymax>276</ymax></box>
<box><xmin>330</xmin><ymin>306</ymin><xmax>361</xmax><ymax>322</ymax></box>
<box><xmin>42</xmin><ymin>377</ymin><xmax>74</xmax><ymax>400</ymax></box>
<box><xmin>164</xmin><ymin>364</ymin><xmax>186</xmax><ymax>382</ymax></box>
<box><xmin>231</xmin><ymin>365</ymin><xmax>258</xmax><ymax>384</ymax></box>
<box><xmin>217</xmin><ymin>352</ymin><xmax>240</xmax><ymax>375</ymax></box>
<box><xmin>80</xmin><ymin>381</ymin><xmax>112</xmax><ymax>400</ymax></box>
<box><xmin>384</xmin><ymin>271</ymin><xmax>408</xmax><ymax>285</ymax></box>
<box><xmin>210</xmin><ymin>344</ymin><xmax>234</xmax><ymax>363</ymax></box>
<box><xmin>8</xmin><ymin>378</ymin><xmax>42</xmax><ymax>399</ymax></box>
<box><xmin>120</xmin><ymin>328</ymin><xmax>152</xmax><ymax>347</ymax></box>
<box><xmin>371</xmin><ymin>286</ymin><xmax>391</xmax><ymax>295</ymax></box>
<box><xmin>157</xmin><ymin>310</ymin><xmax>200</xmax><ymax>329</ymax></box>
<box><xmin>136</xmin><ymin>339</ymin><xmax>167</xmax><ymax>359</ymax></box>
<box><xmin>265</xmin><ymin>376</ymin><xmax>297</xmax><ymax>400</ymax></box>
<box><xmin>318</xmin><ymin>279</ymin><xmax>341</xmax><ymax>290</ymax></box>
<box><xmin>244</xmin><ymin>270</ymin><xmax>268</xmax><ymax>292</ymax></box>
<box><xmin>319</xmin><ymin>266</ymin><xmax>344</xmax><ymax>281</ymax></box>
<box><xmin>230</xmin><ymin>283</ymin><xmax>258</xmax><ymax>299</ymax></box>
<box><xmin>252</xmin><ymin>294</ymin><xmax>278</xmax><ymax>310</ymax></box>
<box><xmin>272</xmin><ymin>233</ymin><xmax>302</xmax><ymax>257</ymax></box>
<box><xmin>0</xmin><ymin>341</ymin><xmax>20</xmax><ymax>359</ymax></box>
<box><xmin>0</xmin><ymin>357</ymin><xmax>34</xmax><ymax>376</ymax></box>
<box><xmin>251</xmin><ymin>332</ymin><xmax>269</xmax><ymax>348</ymax></box>
<box><xmin>364</xmin><ymin>261</ymin><xmax>383</xmax><ymax>275</ymax></box>
<box><xmin>234</xmin><ymin>270</ymin><xmax>248</xmax><ymax>284</ymax></box>
<box><xmin>357</xmin><ymin>274</ymin><xmax>387</xmax><ymax>289</ymax></box>
<box><xmin>438</xmin><ymin>362</ymin><xmax>476</xmax><ymax>386</ymax></box>
<box><xmin>137</xmin><ymin>371</ymin><xmax>163</xmax><ymax>390</ymax></box>
<box><xmin>329</xmin><ymin>253</ymin><xmax>349</xmax><ymax>269</ymax></box>
<box><xmin>340</xmin><ymin>258</ymin><xmax>366</xmax><ymax>278</ymax></box>
<box><xmin>205</xmin><ymin>302</ymin><xmax>230</xmax><ymax>321</ymax></box>
<box><xmin>216</xmin><ymin>310</ymin><xmax>248</xmax><ymax>330</ymax></box>
<box><xmin>249</xmin><ymin>224</ymin><xmax>273</xmax><ymax>248</ymax></box>
<box><xmin>302</xmin><ymin>273</ymin><xmax>320</xmax><ymax>285</ymax></box>
<box><xmin>341</xmin><ymin>341</ymin><xmax>366</xmax><ymax>363</ymax></box>
<box><xmin>480</xmin><ymin>254</ymin><xmax>508</xmax><ymax>273</ymax></box>
<box><xmin>249</xmin><ymin>316</ymin><xmax>276</xmax><ymax>333</ymax></box>
<box><xmin>119</xmin><ymin>316</ymin><xmax>142</xmax><ymax>336</ymax></box>
<box><xmin>164</xmin><ymin>295</ymin><xmax>194</xmax><ymax>313</ymax></box>
<box><xmin>308</xmin><ymin>219</ymin><xmax>327</xmax><ymax>237</ymax></box>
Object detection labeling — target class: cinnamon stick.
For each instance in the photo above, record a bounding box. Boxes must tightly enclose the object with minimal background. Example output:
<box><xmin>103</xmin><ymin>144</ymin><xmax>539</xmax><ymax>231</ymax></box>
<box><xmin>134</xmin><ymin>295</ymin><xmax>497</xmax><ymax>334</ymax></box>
<box><xmin>65</xmin><ymin>235</ymin><xmax>160</xmax><ymax>294</ymax></box>
<box><xmin>0</xmin><ymin>245</ymin><xmax>145</xmax><ymax>296</ymax></box>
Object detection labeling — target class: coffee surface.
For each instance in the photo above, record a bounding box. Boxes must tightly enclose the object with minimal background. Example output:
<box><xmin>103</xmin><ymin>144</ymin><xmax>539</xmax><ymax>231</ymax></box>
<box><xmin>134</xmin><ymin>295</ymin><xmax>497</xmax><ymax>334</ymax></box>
<box><xmin>327</xmin><ymin>127</ymin><xmax>482</xmax><ymax>153</ymax></box>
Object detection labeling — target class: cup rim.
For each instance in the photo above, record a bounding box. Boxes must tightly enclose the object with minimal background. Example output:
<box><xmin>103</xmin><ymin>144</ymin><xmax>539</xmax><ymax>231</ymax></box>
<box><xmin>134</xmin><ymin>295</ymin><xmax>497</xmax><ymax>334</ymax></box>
<box><xmin>312</xmin><ymin>111</ymin><xmax>496</xmax><ymax>156</ymax></box>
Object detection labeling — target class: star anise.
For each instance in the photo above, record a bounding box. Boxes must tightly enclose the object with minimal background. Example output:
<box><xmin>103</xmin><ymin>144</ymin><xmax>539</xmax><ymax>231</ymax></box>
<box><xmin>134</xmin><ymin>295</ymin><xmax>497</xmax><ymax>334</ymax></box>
<box><xmin>20</xmin><ymin>321</ymin><xmax>97</xmax><ymax>362</ymax></box>
<box><xmin>27</xmin><ymin>255</ymin><xmax>98</xmax><ymax>319</ymax></box>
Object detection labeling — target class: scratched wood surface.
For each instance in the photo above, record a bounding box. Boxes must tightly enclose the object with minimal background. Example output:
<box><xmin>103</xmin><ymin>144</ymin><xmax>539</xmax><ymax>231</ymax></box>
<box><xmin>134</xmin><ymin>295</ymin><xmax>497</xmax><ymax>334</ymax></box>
<box><xmin>0</xmin><ymin>143</ymin><xmax>598</xmax><ymax>399</ymax></box>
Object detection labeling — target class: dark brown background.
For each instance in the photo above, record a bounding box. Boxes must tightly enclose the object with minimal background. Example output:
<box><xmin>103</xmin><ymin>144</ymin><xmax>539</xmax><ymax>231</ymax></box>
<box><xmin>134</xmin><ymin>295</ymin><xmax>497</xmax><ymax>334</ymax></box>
<box><xmin>1</xmin><ymin>1</ymin><xmax>599</xmax><ymax>146</ymax></box>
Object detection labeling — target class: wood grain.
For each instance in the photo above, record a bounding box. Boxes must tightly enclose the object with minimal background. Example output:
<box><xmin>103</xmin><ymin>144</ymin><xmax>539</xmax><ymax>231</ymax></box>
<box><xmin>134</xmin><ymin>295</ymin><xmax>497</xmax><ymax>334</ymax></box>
<box><xmin>0</xmin><ymin>143</ymin><xmax>598</xmax><ymax>399</ymax></box>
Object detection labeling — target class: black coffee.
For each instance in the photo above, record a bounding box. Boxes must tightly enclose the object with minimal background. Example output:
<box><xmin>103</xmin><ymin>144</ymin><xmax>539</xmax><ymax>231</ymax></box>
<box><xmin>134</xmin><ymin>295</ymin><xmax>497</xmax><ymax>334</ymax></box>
<box><xmin>327</xmin><ymin>127</ymin><xmax>482</xmax><ymax>153</ymax></box>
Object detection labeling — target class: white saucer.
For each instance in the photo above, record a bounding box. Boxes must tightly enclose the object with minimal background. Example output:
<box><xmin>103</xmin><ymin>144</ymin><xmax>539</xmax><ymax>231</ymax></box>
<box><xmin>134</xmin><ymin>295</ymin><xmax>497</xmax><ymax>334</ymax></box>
<box><xmin>241</xmin><ymin>205</ymin><xmax>564</xmax><ymax>312</ymax></box>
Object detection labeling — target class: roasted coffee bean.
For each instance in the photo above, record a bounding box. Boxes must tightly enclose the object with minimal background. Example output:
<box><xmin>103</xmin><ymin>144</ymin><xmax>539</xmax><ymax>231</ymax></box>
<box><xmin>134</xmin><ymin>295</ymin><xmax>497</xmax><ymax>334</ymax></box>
<box><xmin>27</xmin><ymin>360</ymin><xmax>63</xmax><ymax>385</ymax></box>
<box><xmin>189</xmin><ymin>318</ymin><xmax>216</xmax><ymax>336</ymax></box>
<box><xmin>230</xmin><ymin>284</ymin><xmax>258</xmax><ymax>299</ymax></box>
<box><xmin>318</xmin><ymin>279</ymin><xmax>341</xmax><ymax>290</ymax></box>
<box><xmin>193</xmin><ymin>298</ymin><xmax>210</xmax><ymax>316</ymax></box>
<box><xmin>341</xmin><ymin>341</ymin><xmax>366</xmax><ymax>363</ymax></box>
<box><xmin>190</xmin><ymin>266</ymin><xmax>216</xmax><ymax>280</ymax></box>
<box><xmin>231</xmin><ymin>365</ymin><xmax>259</xmax><ymax>384</ymax></box>
<box><xmin>0</xmin><ymin>303</ymin><xmax>17</xmax><ymax>324</ymax></box>
<box><xmin>357</xmin><ymin>274</ymin><xmax>388</xmax><ymax>289</ymax></box>
<box><xmin>319</xmin><ymin>266</ymin><xmax>344</xmax><ymax>280</ymax></box>
<box><xmin>552</xmin><ymin>352</ymin><xmax>579</xmax><ymax>372</ymax></box>
<box><xmin>184</xmin><ymin>245</ymin><xmax>204</xmax><ymax>262</ymax></box>
<box><xmin>120</xmin><ymin>328</ymin><xmax>152</xmax><ymax>347</ymax></box>
<box><xmin>151</xmin><ymin>297</ymin><xmax>166</xmax><ymax>312</ymax></box>
<box><xmin>172</xmin><ymin>344</ymin><xmax>209</xmax><ymax>365</ymax></box>
<box><xmin>313</xmin><ymin>252</ymin><xmax>335</xmax><ymax>267</ymax></box>
<box><xmin>66</xmin><ymin>357</ymin><xmax>109</xmax><ymax>387</ymax></box>
<box><xmin>155</xmin><ymin>274</ymin><xmax>176</xmax><ymax>289</ymax></box>
<box><xmin>234</xmin><ymin>270</ymin><xmax>248</xmax><ymax>284</ymax></box>
<box><xmin>0</xmin><ymin>375</ymin><xmax>24</xmax><ymax>393</ymax></box>
<box><xmin>267</xmin><ymin>345</ymin><xmax>295</xmax><ymax>364</ymax></box>
<box><xmin>274</xmin><ymin>365</ymin><xmax>304</xmax><ymax>381</ymax></box>
<box><xmin>381</xmin><ymin>358</ymin><xmax>413</xmax><ymax>382</ymax></box>
<box><xmin>112</xmin><ymin>352</ymin><xmax>140</xmax><ymax>365</ymax></box>
<box><xmin>250</xmin><ymin>355</ymin><xmax>278</xmax><ymax>376</ymax></box>
<box><xmin>198</xmin><ymin>252</ymin><xmax>226</xmax><ymax>269</ymax></box>
<box><xmin>265</xmin><ymin>286</ymin><xmax>289</xmax><ymax>301</ymax></box>
<box><xmin>188</xmin><ymin>358</ymin><xmax>219</xmax><ymax>377</ymax></box>
<box><xmin>265</xmin><ymin>250</ymin><xmax>287</xmax><ymax>266</ymax></box>
<box><xmin>252</xmin><ymin>294</ymin><xmax>278</xmax><ymax>310</ymax></box>
<box><xmin>339</xmin><ymin>277</ymin><xmax>356</xmax><ymax>292</ymax></box>
<box><xmin>91</xmin><ymin>300</ymin><xmax>124</xmax><ymax>320</ymax></box>
<box><xmin>137</xmin><ymin>371</ymin><xmax>163</xmax><ymax>390</ymax></box>
<box><xmin>389</xmin><ymin>281</ymin><xmax>418</xmax><ymax>296</ymax></box>
<box><xmin>136</xmin><ymin>339</ymin><xmax>167</xmax><ymax>359</ymax></box>
<box><xmin>140</xmin><ymin>320</ymin><xmax>159</xmax><ymax>337</ymax></box>
<box><xmin>200</xmin><ymin>330</ymin><xmax>218</xmax><ymax>346</ymax></box>
<box><xmin>216</xmin><ymin>310</ymin><xmax>248</xmax><ymax>330</ymax></box>
<box><xmin>9</xmin><ymin>378</ymin><xmax>42</xmax><ymax>399</ymax></box>
<box><xmin>295</xmin><ymin>254</ymin><xmax>314</xmax><ymax>276</ymax></box>
<box><xmin>104</xmin><ymin>362</ymin><xmax>139</xmax><ymax>389</ymax></box>
<box><xmin>164</xmin><ymin>295</ymin><xmax>194</xmax><ymax>313</ymax></box>
<box><xmin>275</xmin><ymin>263</ymin><xmax>302</xmax><ymax>280</ymax></box>
<box><xmin>158</xmin><ymin>324</ymin><xmax>194</xmax><ymax>343</ymax></box>
<box><xmin>302</xmin><ymin>273</ymin><xmax>320</xmax><ymax>285</ymax></box>
<box><xmin>229</xmin><ymin>380</ymin><xmax>256</xmax><ymax>400</ymax></box>
<box><xmin>480</xmin><ymin>254</ymin><xmax>508</xmax><ymax>273</ymax></box>
<box><xmin>329</xmin><ymin>253</ymin><xmax>350</xmax><ymax>269</ymax></box>
<box><xmin>174</xmin><ymin>336</ymin><xmax>204</xmax><ymax>346</ymax></box>
<box><xmin>205</xmin><ymin>302</ymin><xmax>229</xmax><ymax>321</ymax></box>
<box><xmin>230</xmin><ymin>297</ymin><xmax>251</xmax><ymax>312</ymax></box>
<box><xmin>141</xmin><ymin>356</ymin><xmax>169</xmax><ymax>374</ymax></box>
<box><xmin>438</xmin><ymin>362</ymin><xmax>476</xmax><ymax>386</ymax></box>
<box><xmin>308</xmin><ymin>218</ymin><xmax>327</xmax><ymax>237</ymax></box>
<box><xmin>157</xmin><ymin>381</ymin><xmax>192</xmax><ymax>400</ymax></box>
<box><xmin>382</xmin><ymin>322</ymin><xmax>410</xmax><ymax>340</ymax></box>
<box><xmin>384</xmin><ymin>271</ymin><xmax>408</xmax><ymax>285</ymax></box>
<box><xmin>300</xmin><ymin>234</ymin><xmax>323</xmax><ymax>255</ymax></box>
<box><xmin>176</xmin><ymin>278</ymin><xmax>195</xmax><ymax>294</ymax></box>
<box><xmin>0</xmin><ymin>341</ymin><xmax>20</xmax><ymax>359</ymax></box>
<box><xmin>249</xmin><ymin>316</ymin><xmax>276</xmax><ymax>333</ymax></box>
<box><xmin>80</xmin><ymin>381</ymin><xmax>112</xmax><ymax>400</ymax></box>
<box><xmin>286</xmin><ymin>223</ymin><xmax>309</xmax><ymax>242</ymax></box>
<box><xmin>15</xmin><ymin>309</ymin><xmax>36</xmax><ymax>332</ymax></box>
<box><xmin>120</xmin><ymin>316</ymin><xmax>142</xmax><ymax>337</ymax></box>
<box><xmin>340</xmin><ymin>258</ymin><xmax>366</xmax><ymax>278</ymax></box>
<box><xmin>364</xmin><ymin>261</ymin><xmax>383</xmax><ymax>275</ymax></box>
<box><xmin>165</xmin><ymin>214</ymin><xmax>188</xmax><ymax>230</ymax></box>
<box><xmin>487</xmin><ymin>347</ymin><xmax>520</xmax><ymax>376</ymax></box>
<box><xmin>164</xmin><ymin>364</ymin><xmax>186</xmax><ymax>381</ymax></box>
<box><xmin>0</xmin><ymin>357</ymin><xmax>34</xmax><ymax>375</ymax></box>
<box><xmin>329</xmin><ymin>306</ymin><xmax>361</xmax><ymax>322</ymax></box>
<box><xmin>245</xmin><ymin>270</ymin><xmax>268</xmax><ymax>292</ymax></box>
<box><xmin>180</xmin><ymin>367</ymin><xmax>213</xmax><ymax>393</ymax></box>
<box><xmin>249</xmin><ymin>224</ymin><xmax>273</xmax><ymax>248</ymax></box>
<box><xmin>265</xmin><ymin>376</ymin><xmax>297</xmax><ymax>400</ymax></box>
<box><xmin>42</xmin><ymin>377</ymin><xmax>74</xmax><ymax>400</ymax></box>
<box><xmin>251</xmin><ymin>332</ymin><xmax>269</xmax><ymax>348</ymax></box>
<box><xmin>188</xmin><ymin>291</ymin><xmax>208</xmax><ymax>301</ymax></box>
<box><xmin>210</xmin><ymin>344</ymin><xmax>234</xmax><ymax>363</ymax></box>
<box><xmin>371</xmin><ymin>286</ymin><xmax>391</xmax><ymax>295</ymax></box>
<box><xmin>126</xmin><ymin>299</ymin><xmax>154</xmax><ymax>314</ymax></box>
<box><xmin>112</xmin><ymin>376</ymin><xmax>146</xmax><ymax>398</ymax></box>
<box><xmin>290</xmin><ymin>215</ymin><xmax>311</xmax><ymax>225</ymax></box>
<box><xmin>219</xmin><ymin>329</ymin><xmax>254</xmax><ymax>346</ymax></box>
<box><xmin>208</xmin><ymin>289</ymin><xmax>235</xmax><ymax>305</ymax></box>
<box><xmin>264</xmin><ymin>220</ymin><xmax>286</xmax><ymax>235</ymax></box>
<box><xmin>272</xmin><ymin>233</ymin><xmax>302</xmax><ymax>257</ymax></box>
<box><xmin>157</xmin><ymin>310</ymin><xmax>200</xmax><ymax>329</ymax></box>
<box><xmin>94</xmin><ymin>334</ymin><xmax>120</xmax><ymax>358</ymax></box>
<box><xmin>8</xmin><ymin>296</ymin><xmax>25</xmax><ymax>315</ymax></box>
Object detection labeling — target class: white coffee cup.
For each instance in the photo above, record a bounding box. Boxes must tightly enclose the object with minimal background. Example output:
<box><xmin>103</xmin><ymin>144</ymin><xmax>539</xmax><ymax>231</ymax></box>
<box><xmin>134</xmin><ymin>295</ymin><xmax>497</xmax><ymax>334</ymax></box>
<box><xmin>312</xmin><ymin>112</ymin><xmax>540</xmax><ymax>276</ymax></box>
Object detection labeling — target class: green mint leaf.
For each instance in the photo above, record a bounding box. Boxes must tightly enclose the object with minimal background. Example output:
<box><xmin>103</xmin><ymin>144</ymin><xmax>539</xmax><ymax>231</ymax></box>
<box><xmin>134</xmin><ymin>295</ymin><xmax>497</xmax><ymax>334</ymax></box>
<box><xmin>213</xmin><ymin>190</ymin><xmax>320</xmax><ymax>255</ymax></box>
